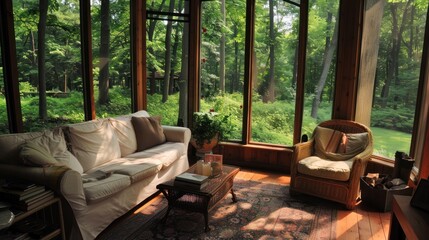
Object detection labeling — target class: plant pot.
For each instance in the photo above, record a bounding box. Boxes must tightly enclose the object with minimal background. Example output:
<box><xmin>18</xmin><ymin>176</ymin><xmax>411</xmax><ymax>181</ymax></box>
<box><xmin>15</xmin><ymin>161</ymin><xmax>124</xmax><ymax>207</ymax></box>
<box><xmin>190</xmin><ymin>134</ymin><xmax>219</xmax><ymax>158</ymax></box>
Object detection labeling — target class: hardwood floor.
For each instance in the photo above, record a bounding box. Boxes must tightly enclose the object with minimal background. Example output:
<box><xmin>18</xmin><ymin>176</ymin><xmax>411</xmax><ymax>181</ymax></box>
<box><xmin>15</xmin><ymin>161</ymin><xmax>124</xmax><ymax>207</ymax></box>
<box><xmin>235</xmin><ymin>168</ymin><xmax>392</xmax><ymax>240</ymax></box>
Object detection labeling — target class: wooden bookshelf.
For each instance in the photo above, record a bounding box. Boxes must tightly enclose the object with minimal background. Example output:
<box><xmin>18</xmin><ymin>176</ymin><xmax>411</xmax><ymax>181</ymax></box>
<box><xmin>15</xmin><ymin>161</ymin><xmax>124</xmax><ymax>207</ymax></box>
<box><xmin>1</xmin><ymin>197</ymin><xmax>65</xmax><ymax>240</ymax></box>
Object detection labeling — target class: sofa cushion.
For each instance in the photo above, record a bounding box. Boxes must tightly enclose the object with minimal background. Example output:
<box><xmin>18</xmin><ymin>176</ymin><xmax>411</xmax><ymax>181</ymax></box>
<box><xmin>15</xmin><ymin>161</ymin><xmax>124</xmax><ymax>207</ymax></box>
<box><xmin>87</xmin><ymin>157</ymin><xmax>163</xmax><ymax>183</ymax></box>
<box><xmin>109</xmin><ymin>117</ymin><xmax>137</xmax><ymax>157</ymax></box>
<box><xmin>0</xmin><ymin>132</ymin><xmax>44</xmax><ymax>165</ymax></box>
<box><xmin>297</xmin><ymin>156</ymin><xmax>354</xmax><ymax>181</ymax></box>
<box><xmin>126</xmin><ymin>142</ymin><xmax>184</xmax><ymax>168</ymax></box>
<box><xmin>67</xmin><ymin>120</ymin><xmax>121</xmax><ymax>172</ymax></box>
<box><xmin>131</xmin><ymin>116</ymin><xmax>166</xmax><ymax>151</ymax></box>
<box><xmin>19</xmin><ymin>142</ymin><xmax>58</xmax><ymax>167</ymax></box>
<box><xmin>82</xmin><ymin>172</ymin><xmax>131</xmax><ymax>203</ymax></box>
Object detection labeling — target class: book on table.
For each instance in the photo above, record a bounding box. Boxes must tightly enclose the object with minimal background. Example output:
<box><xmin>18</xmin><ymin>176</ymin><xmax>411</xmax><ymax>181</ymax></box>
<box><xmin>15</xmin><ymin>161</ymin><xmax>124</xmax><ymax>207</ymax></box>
<box><xmin>174</xmin><ymin>179</ymin><xmax>209</xmax><ymax>190</ymax></box>
<box><xmin>175</xmin><ymin>172</ymin><xmax>209</xmax><ymax>185</ymax></box>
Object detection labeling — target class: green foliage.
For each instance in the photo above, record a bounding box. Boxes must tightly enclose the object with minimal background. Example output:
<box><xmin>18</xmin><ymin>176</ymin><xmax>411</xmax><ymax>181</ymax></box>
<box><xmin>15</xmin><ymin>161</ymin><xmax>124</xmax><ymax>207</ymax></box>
<box><xmin>190</xmin><ymin>111</ymin><xmax>232</xmax><ymax>147</ymax></box>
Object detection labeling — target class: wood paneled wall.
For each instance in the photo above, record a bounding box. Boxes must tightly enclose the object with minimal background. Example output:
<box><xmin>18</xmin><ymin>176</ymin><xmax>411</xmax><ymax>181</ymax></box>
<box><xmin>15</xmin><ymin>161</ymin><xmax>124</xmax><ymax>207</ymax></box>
<box><xmin>213</xmin><ymin>143</ymin><xmax>293</xmax><ymax>173</ymax></box>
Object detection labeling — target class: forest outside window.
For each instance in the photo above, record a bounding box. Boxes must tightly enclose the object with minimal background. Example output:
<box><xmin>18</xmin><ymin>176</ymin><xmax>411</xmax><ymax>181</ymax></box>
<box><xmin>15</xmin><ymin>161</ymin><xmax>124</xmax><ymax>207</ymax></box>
<box><xmin>301</xmin><ymin>0</ymin><xmax>338</xmax><ymax>139</ymax></box>
<box><xmin>250</xmin><ymin>0</ymin><xmax>301</xmax><ymax>146</ymax></box>
<box><xmin>199</xmin><ymin>0</ymin><xmax>245</xmax><ymax>142</ymax></box>
<box><xmin>145</xmin><ymin>0</ymin><xmax>189</xmax><ymax>127</ymax></box>
<box><xmin>91</xmin><ymin>0</ymin><xmax>132</xmax><ymax>118</ymax></box>
<box><xmin>13</xmin><ymin>0</ymin><xmax>84</xmax><ymax>132</ymax></box>
<box><xmin>358</xmin><ymin>0</ymin><xmax>428</xmax><ymax>171</ymax></box>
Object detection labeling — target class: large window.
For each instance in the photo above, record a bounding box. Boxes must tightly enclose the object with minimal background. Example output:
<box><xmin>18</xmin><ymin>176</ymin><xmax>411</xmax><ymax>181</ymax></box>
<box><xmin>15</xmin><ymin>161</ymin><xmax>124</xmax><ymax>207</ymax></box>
<box><xmin>91</xmin><ymin>0</ymin><xmax>132</xmax><ymax>118</ymax></box>
<box><xmin>250</xmin><ymin>0</ymin><xmax>300</xmax><ymax>145</ymax></box>
<box><xmin>361</xmin><ymin>0</ymin><xmax>428</xmax><ymax>160</ymax></box>
<box><xmin>200</xmin><ymin>0</ymin><xmax>246</xmax><ymax>141</ymax></box>
<box><xmin>146</xmin><ymin>0</ymin><xmax>189</xmax><ymax>126</ymax></box>
<box><xmin>13</xmin><ymin>0</ymin><xmax>84</xmax><ymax>131</ymax></box>
<box><xmin>301</xmin><ymin>0</ymin><xmax>338</xmax><ymax>138</ymax></box>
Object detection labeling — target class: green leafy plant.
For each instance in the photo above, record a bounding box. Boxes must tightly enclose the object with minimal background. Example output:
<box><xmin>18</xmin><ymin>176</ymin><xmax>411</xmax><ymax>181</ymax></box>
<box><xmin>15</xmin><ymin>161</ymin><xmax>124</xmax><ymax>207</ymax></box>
<box><xmin>191</xmin><ymin>111</ymin><xmax>231</xmax><ymax>147</ymax></box>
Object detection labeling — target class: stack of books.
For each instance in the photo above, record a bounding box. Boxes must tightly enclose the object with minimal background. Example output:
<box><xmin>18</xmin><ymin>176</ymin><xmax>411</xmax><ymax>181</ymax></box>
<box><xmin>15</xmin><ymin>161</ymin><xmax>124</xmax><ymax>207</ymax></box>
<box><xmin>174</xmin><ymin>172</ymin><xmax>209</xmax><ymax>190</ymax></box>
<box><xmin>0</xmin><ymin>181</ymin><xmax>54</xmax><ymax>211</ymax></box>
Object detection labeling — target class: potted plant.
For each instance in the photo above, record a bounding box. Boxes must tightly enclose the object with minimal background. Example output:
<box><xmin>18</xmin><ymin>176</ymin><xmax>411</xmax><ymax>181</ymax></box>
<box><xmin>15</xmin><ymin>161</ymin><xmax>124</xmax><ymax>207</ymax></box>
<box><xmin>190</xmin><ymin>111</ymin><xmax>231</xmax><ymax>157</ymax></box>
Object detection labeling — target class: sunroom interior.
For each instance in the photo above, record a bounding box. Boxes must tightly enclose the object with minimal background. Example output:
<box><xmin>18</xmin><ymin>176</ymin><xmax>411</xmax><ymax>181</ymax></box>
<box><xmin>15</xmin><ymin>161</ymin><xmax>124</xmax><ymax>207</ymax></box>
<box><xmin>1</xmin><ymin>0</ymin><xmax>429</xmax><ymax>206</ymax></box>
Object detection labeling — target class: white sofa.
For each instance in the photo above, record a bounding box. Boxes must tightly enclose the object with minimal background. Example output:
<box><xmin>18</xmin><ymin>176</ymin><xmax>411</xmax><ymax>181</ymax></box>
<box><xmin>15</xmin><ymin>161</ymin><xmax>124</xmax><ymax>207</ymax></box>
<box><xmin>0</xmin><ymin>111</ymin><xmax>191</xmax><ymax>239</ymax></box>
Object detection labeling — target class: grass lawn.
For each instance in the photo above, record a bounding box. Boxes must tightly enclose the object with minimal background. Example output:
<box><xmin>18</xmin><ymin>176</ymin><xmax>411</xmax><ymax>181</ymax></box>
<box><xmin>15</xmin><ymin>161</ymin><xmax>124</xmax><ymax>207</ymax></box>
<box><xmin>371</xmin><ymin>127</ymin><xmax>411</xmax><ymax>159</ymax></box>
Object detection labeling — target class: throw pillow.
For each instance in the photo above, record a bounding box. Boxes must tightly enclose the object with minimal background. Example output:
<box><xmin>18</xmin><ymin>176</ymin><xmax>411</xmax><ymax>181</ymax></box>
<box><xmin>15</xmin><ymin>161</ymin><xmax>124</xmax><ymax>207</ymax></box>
<box><xmin>314</xmin><ymin>126</ymin><xmax>347</xmax><ymax>153</ymax></box>
<box><xmin>345</xmin><ymin>132</ymin><xmax>369</xmax><ymax>154</ymax></box>
<box><xmin>67</xmin><ymin>120</ymin><xmax>121</xmax><ymax>172</ymax></box>
<box><xmin>108</xmin><ymin>117</ymin><xmax>138</xmax><ymax>157</ymax></box>
<box><xmin>19</xmin><ymin>128</ymin><xmax>84</xmax><ymax>173</ymax></box>
<box><xmin>131</xmin><ymin>116</ymin><xmax>166</xmax><ymax>151</ymax></box>
<box><xmin>19</xmin><ymin>141</ymin><xmax>59</xmax><ymax>167</ymax></box>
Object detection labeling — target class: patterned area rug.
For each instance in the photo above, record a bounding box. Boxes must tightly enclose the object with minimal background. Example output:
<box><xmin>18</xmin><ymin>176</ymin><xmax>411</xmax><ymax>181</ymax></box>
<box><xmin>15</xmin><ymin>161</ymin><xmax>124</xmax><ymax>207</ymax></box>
<box><xmin>99</xmin><ymin>179</ymin><xmax>337</xmax><ymax>240</ymax></box>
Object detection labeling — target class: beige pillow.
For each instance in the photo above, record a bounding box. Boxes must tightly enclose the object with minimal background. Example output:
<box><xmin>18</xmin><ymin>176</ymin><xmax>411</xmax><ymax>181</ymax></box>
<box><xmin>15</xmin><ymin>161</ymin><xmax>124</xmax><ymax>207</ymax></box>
<box><xmin>314</xmin><ymin>126</ymin><xmax>346</xmax><ymax>154</ymax></box>
<box><xmin>19</xmin><ymin>142</ymin><xmax>58</xmax><ymax>167</ymax></box>
<box><xmin>20</xmin><ymin>129</ymin><xmax>84</xmax><ymax>173</ymax></box>
<box><xmin>131</xmin><ymin>116</ymin><xmax>166</xmax><ymax>151</ymax></box>
<box><xmin>109</xmin><ymin>117</ymin><xmax>137</xmax><ymax>157</ymax></box>
<box><xmin>67</xmin><ymin>120</ymin><xmax>121</xmax><ymax>172</ymax></box>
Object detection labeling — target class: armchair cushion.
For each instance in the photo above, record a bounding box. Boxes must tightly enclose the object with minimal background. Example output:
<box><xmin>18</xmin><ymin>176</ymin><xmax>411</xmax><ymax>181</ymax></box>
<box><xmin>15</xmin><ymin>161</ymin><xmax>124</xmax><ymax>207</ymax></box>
<box><xmin>345</xmin><ymin>132</ymin><xmax>369</xmax><ymax>154</ymax></box>
<box><xmin>314</xmin><ymin>126</ymin><xmax>369</xmax><ymax>161</ymax></box>
<box><xmin>297</xmin><ymin>156</ymin><xmax>354</xmax><ymax>181</ymax></box>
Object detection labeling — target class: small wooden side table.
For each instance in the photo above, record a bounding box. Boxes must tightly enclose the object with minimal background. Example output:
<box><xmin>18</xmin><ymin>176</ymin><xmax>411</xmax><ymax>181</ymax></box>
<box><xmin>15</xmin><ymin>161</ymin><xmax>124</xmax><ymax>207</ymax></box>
<box><xmin>389</xmin><ymin>195</ymin><xmax>429</xmax><ymax>240</ymax></box>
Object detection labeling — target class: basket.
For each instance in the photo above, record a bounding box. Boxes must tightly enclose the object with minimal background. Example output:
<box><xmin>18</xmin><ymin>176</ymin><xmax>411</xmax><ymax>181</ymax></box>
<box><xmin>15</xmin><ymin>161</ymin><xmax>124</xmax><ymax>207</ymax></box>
<box><xmin>360</xmin><ymin>177</ymin><xmax>413</xmax><ymax>212</ymax></box>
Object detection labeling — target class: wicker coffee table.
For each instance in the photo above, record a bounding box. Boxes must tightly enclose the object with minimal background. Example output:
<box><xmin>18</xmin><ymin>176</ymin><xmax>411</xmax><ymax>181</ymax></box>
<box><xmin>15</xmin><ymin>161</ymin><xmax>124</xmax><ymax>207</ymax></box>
<box><xmin>156</xmin><ymin>164</ymin><xmax>240</xmax><ymax>231</ymax></box>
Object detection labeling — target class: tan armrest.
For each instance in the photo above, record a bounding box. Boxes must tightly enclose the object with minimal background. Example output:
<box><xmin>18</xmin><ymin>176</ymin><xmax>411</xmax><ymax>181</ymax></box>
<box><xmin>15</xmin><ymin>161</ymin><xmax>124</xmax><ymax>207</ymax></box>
<box><xmin>292</xmin><ymin>139</ymin><xmax>314</xmax><ymax>162</ymax></box>
<box><xmin>162</xmin><ymin>125</ymin><xmax>191</xmax><ymax>144</ymax></box>
<box><xmin>0</xmin><ymin>164</ymin><xmax>69</xmax><ymax>191</ymax></box>
<box><xmin>0</xmin><ymin>164</ymin><xmax>87</xmax><ymax>210</ymax></box>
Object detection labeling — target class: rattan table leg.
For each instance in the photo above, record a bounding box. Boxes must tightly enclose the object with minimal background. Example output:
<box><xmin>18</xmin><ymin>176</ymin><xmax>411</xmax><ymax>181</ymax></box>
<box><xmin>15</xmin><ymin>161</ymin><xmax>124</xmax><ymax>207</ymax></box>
<box><xmin>231</xmin><ymin>189</ymin><xmax>237</xmax><ymax>202</ymax></box>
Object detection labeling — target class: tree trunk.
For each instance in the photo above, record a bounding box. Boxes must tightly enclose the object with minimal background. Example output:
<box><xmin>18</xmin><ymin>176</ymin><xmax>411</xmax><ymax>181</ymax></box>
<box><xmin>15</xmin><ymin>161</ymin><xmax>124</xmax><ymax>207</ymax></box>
<box><xmin>382</xmin><ymin>1</ymin><xmax>411</xmax><ymax>107</ymax></box>
<box><xmin>162</xmin><ymin>0</ymin><xmax>175</xmax><ymax>103</ymax></box>
<box><xmin>98</xmin><ymin>0</ymin><xmax>110</xmax><ymax>105</ymax></box>
<box><xmin>232</xmin><ymin>24</ymin><xmax>238</xmax><ymax>93</ymax></box>
<box><xmin>219</xmin><ymin>0</ymin><xmax>226</xmax><ymax>93</ymax></box>
<box><xmin>169</xmin><ymin>22</ymin><xmax>180</xmax><ymax>95</ymax></box>
<box><xmin>30</xmin><ymin>31</ymin><xmax>37</xmax><ymax>87</ymax></box>
<box><xmin>264</xmin><ymin>0</ymin><xmax>275</xmax><ymax>103</ymax></box>
<box><xmin>178</xmin><ymin>1</ymin><xmax>189</xmax><ymax>126</ymax></box>
<box><xmin>38</xmin><ymin>0</ymin><xmax>48</xmax><ymax>121</ymax></box>
<box><xmin>311</xmin><ymin>12</ymin><xmax>339</xmax><ymax>119</ymax></box>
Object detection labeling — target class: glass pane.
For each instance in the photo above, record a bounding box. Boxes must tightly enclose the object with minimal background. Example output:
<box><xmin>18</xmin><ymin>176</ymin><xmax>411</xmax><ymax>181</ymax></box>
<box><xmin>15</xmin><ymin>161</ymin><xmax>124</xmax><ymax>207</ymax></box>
<box><xmin>200</xmin><ymin>0</ymin><xmax>246</xmax><ymax>141</ymax></box>
<box><xmin>13</xmin><ymin>0</ymin><xmax>84</xmax><ymax>132</ymax></box>
<box><xmin>301</xmin><ymin>0</ymin><xmax>339</xmax><ymax>139</ymax></box>
<box><xmin>91</xmin><ymin>0</ymin><xmax>132</xmax><ymax>118</ymax></box>
<box><xmin>370</xmin><ymin>1</ymin><xmax>427</xmax><ymax>159</ymax></box>
<box><xmin>251</xmin><ymin>0</ymin><xmax>300</xmax><ymax>145</ymax></box>
<box><xmin>0</xmin><ymin>31</ymin><xmax>8</xmax><ymax>133</ymax></box>
<box><xmin>146</xmin><ymin>0</ymin><xmax>189</xmax><ymax>126</ymax></box>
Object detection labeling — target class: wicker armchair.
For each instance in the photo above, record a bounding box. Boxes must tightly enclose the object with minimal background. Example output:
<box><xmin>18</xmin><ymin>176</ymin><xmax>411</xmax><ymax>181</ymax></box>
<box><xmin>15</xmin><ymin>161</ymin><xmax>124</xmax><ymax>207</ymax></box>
<box><xmin>290</xmin><ymin>119</ymin><xmax>373</xmax><ymax>209</ymax></box>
